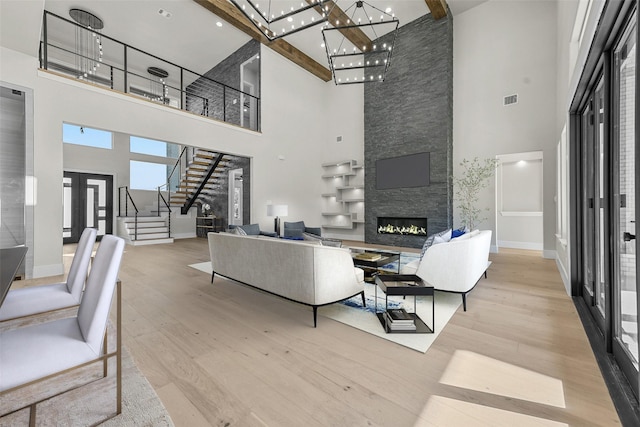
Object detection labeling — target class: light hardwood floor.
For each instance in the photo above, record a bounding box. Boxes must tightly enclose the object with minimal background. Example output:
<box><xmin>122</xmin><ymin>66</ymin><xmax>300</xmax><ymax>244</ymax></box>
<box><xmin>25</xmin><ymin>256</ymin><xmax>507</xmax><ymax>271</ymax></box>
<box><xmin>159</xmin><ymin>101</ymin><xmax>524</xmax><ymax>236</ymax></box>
<box><xmin>26</xmin><ymin>238</ymin><xmax>620</xmax><ymax>426</ymax></box>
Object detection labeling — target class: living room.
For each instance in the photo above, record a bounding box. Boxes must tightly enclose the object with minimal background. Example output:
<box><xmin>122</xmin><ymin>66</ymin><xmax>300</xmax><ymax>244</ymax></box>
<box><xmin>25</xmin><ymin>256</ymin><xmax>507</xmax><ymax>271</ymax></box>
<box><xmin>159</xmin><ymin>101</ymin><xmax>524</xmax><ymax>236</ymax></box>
<box><xmin>1</xmin><ymin>0</ymin><xmax>638</xmax><ymax>425</ymax></box>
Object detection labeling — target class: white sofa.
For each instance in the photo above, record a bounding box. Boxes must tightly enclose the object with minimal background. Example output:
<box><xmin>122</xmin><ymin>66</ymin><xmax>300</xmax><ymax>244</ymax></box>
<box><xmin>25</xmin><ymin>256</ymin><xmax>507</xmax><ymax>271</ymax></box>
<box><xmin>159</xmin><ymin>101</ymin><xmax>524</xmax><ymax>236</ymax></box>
<box><xmin>208</xmin><ymin>232</ymin><xmax>365</xmax><ymax>327</ymax></box>
<box><xmin>401</xmin><ymin>230</ymin><xmax>492</xmax><ymax>311</ymax></box>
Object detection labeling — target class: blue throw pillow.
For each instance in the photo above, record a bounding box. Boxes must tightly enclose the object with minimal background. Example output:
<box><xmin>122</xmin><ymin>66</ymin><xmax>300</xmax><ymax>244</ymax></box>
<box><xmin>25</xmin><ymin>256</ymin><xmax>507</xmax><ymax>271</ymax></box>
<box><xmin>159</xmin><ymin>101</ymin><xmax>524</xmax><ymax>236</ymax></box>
<box><xmin>451</xmin><ymin>228</ymin><xmax>466</xmax><ymax>239</ymax></box>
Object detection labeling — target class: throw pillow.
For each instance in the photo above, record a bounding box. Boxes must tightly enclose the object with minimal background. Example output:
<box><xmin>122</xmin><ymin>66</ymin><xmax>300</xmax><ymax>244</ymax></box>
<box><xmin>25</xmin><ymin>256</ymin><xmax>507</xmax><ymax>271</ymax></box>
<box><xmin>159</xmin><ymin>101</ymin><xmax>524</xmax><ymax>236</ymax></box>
<box><xmin>303</xmin><ymin>232</ymin><xmax>323</xmax><ymax>243</ymax></box>
<box><xmin>284</xmin><ymin>228</ymin><xmax>304</xmax><ymax>239</ymax></box>
<box><xmin>420</xmin><ymin>228</ymin><xmax>451</xmax><ymax>259</ymax></box>
<box><xmin>451</xmin><ymin>226</ymin><xmax>466</xmax><ymax>239</ymax></box>
<box><xmin>234</xmin><ymin>226</ymin><xmax>247</xmax><ymax>236</ymax></box>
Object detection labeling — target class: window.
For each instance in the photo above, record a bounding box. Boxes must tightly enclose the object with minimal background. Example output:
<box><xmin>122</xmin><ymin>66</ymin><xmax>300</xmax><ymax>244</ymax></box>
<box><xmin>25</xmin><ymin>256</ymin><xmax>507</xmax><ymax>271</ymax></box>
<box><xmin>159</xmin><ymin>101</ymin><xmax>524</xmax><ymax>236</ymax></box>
<box><xmin>63</xmin><ymin>123</ymin><xmax>112</xmax><ymax>149</ymax></box>
<box><xmin>129</xmin><ymin>160</ymin><xmax>170</xmax><ymax>191</ymax></box>
<box><xmin>130</xmin><ymin>136</ymin><xmax>178</xmax><ymax>158</ymax></box>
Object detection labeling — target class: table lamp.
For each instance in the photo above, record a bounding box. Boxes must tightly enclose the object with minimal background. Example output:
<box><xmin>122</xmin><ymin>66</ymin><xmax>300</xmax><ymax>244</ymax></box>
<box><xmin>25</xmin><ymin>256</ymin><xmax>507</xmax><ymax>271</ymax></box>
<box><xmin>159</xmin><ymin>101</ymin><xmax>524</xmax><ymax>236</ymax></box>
<box><xmin>266</xmin><ymin>204</ymin><xmax>288</xmax><ymax>235</ymax></box>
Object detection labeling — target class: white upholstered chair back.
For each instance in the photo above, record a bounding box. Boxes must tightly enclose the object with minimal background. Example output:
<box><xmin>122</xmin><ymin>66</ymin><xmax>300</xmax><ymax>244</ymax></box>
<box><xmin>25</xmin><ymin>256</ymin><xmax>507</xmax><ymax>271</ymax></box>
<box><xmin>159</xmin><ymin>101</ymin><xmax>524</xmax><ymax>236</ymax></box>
<box><xmin>77</xmin><ymin>235</ymin><xmax>124</xmax><ymax>355</ymax></box>
<box><xmin>66</xmin><ymin>227</ymin><xmax>98</xmax><ymax>300</ymax></box>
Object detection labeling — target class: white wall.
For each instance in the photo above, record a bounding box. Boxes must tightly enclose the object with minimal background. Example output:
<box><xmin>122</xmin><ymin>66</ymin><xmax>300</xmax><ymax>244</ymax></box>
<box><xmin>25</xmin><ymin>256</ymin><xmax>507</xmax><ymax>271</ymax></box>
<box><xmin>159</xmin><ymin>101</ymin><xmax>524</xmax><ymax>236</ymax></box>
<box><xmin>0</xmin><ymin>42</ymin><xmax>364</xmax><ymax>277</ymax></box>
<box><xmin>453</xmin><ymin>0</ymin><xmax>558</xmax><ymax>256</ymax></box>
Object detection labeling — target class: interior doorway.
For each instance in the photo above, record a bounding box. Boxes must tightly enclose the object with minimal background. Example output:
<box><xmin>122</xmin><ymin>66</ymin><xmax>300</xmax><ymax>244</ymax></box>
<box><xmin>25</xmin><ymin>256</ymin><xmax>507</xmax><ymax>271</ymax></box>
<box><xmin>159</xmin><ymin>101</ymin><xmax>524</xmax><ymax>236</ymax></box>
<box><xmin>228</xmin><ymin>168</ymin><xmax>243</xmax><ymax>226</ymax></box>
<box><xmin>240</xmin><ymin>54</ymin><xmax>259</xmax><ymax>131</ymax></box>
<box><xmin>495</xmin><ymin>151</ymin><xmax>544</xmax><ymax>251</ymax></box>
<box><xmin>63</xmin><ymin>171</ymin><xmax>113</xmax><ymax>243</ymax></box>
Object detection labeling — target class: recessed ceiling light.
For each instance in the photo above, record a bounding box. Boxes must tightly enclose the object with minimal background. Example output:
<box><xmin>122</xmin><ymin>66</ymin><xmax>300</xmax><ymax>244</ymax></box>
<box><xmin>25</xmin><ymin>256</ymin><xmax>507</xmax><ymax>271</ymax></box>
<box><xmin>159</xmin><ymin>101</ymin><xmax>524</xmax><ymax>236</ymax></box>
<box><xmin>385</xmin><ymin>7</ymin><xmax>392</xmax><ymax>13</ymax></box>
<box><xmin>321</xmin><ymin>42</ymin><xmax>325</xmax><ymax>48</ymax></box>
<box><xmin>158</xmin><ymin>8</ymin><xmax>171</xmax><ymax>19</ymax></box>
<box><xmin>216</xmin><ymin>21</ymin><xmax>223</xmax><ymax>27</ymax></box>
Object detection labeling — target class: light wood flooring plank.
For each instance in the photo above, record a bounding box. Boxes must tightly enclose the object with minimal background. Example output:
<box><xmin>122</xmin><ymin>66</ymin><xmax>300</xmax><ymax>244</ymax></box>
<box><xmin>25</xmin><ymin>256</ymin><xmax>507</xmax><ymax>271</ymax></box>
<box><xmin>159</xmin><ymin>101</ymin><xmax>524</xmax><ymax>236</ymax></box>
<box><xmin>33</xmin><ymin>237</ymin><xmax>622</xmax><ymax>426</ymax></box>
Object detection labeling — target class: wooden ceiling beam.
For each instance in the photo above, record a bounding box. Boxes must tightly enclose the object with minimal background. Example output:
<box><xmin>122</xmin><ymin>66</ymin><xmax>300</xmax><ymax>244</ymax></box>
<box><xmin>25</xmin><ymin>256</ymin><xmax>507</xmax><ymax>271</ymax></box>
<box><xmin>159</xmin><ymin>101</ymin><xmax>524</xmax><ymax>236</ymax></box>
<box><xmin>194</xmin><ymin>0</ymin><xmax>332</xmax><ymax>81</ymax></box>
<box><xmin>424</xmin><ymin>0</ymin><xmax>448</xmax><ymax>20</ymax></box>
<box><xmin>307</xmin><ymin>0</ymin><xmax>372</xmax><ymax>51</ymax></box>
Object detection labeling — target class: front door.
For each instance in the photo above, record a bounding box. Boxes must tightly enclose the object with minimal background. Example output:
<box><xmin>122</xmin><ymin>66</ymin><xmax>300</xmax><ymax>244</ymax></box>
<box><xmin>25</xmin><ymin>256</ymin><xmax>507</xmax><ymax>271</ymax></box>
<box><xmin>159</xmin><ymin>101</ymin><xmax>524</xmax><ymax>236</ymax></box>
<box><xmin>63</xmin><ymin>172</ymin><xmax>113</xmax><ymax>243</ymax></box>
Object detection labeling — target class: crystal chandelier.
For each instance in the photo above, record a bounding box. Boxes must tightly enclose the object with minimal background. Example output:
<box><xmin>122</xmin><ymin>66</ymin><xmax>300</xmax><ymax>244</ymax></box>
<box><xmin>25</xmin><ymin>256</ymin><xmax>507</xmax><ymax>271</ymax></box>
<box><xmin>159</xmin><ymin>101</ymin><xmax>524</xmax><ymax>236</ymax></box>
<box><xmin>69</xmin><ymin>9</ymin><xmax>104</xmax><ymax>81</ymax></box>
<box><xmin>229</xmin><ymin>0</ymin><xmax>331</xmax><ymax>41</ymax></box>
<box><xmin>322</xmin><ymin>1</ymin><xmax>399</xmax><ymax>85</ymax></box>
<box><xmin>147</xmin><ymin>67</ymin><xmax>169</xmax><ymax>104</ymax></box>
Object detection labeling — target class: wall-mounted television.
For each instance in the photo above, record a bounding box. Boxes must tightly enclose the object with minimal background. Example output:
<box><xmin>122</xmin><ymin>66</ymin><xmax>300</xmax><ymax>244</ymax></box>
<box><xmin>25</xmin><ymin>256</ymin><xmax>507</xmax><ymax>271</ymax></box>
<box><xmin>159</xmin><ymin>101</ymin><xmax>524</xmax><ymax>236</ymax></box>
<box><xmin>376</xmin><ymin>152</ymin><xmax>430</xmax><ymax>190</ymax></box>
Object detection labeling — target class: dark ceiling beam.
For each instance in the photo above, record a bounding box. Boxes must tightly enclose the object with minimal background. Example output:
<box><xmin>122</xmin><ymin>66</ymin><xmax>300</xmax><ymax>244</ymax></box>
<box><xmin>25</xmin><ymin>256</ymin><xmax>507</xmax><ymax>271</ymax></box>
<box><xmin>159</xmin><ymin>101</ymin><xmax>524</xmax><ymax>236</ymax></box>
<box><xmin>194</xmin><ymin>0</ymin><xmax>332</xmax><ymax>81</ymax></box>
<box><xmin>307</xmin><ymin>0</ymin><xmax>372</xmax><ymax>51</ymax></box>
<box><xmin>424</xmin><ymin>0</ymin><xmax>448</xmax><ymax>20</ymax></box>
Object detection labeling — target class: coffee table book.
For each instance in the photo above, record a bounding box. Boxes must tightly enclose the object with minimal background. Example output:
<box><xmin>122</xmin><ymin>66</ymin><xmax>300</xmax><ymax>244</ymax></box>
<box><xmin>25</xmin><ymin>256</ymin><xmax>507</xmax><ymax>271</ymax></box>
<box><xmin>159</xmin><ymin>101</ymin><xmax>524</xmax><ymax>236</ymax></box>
<box><xmin>386</xmin><ymin>308</ymin><xmax>413</xmax><ymax>322</ymax></box>
<box><xmin>353</xmin><ymin>253</ymin><xmax>383</xmax><ymax>261</ymax></box>
<box><xmin>383</xmin><ymin>312</ymin><xmax>417</xmax><ymax>331</ymax></box>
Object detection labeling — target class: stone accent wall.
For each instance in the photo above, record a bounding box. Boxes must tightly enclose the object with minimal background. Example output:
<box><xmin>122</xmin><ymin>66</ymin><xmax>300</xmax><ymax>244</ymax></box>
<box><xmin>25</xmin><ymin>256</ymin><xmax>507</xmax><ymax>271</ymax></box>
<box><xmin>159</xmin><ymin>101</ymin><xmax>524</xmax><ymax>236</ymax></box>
<box><xmin>186</xmin><ymin>40</ymin><xmax>260</xmax><ymax>128</ymax></box>
<box><xmin>364</xmin><ymin>14</ymin><xmax>453</xmax><ymax>248</ymax></box>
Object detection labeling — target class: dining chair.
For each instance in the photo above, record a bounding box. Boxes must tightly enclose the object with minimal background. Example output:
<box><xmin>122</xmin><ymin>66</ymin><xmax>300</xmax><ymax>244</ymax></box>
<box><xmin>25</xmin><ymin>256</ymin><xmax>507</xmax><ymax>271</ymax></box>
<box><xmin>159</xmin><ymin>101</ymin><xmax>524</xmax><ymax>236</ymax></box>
<box><xmin>0</xmin><ymin>234</ymin><xmax>125</xmax><ymax>424</ymax></box>
<box><xmin>0</xmin><ymin>227</ymin><xmax>98</xmax><ymax>321</ymax></box>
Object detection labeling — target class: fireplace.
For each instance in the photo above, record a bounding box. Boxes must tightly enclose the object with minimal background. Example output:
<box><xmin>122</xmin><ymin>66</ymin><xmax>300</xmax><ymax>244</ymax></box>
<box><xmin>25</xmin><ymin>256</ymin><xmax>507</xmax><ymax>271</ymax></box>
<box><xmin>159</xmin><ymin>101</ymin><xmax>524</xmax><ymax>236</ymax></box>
<box><xmin>377</xmin><ymin>217</ymin><xmax>427</xmax><ymax>236</ymax></box>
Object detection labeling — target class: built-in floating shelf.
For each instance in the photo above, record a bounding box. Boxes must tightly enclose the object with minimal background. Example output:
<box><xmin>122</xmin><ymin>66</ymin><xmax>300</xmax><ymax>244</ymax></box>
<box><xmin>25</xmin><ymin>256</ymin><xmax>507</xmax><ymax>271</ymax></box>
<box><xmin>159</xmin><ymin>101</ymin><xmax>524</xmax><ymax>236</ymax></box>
<box><xmin>321</xmin><ymin>160</ymin><xmax>364</xmax><ymax>235</ymax></box>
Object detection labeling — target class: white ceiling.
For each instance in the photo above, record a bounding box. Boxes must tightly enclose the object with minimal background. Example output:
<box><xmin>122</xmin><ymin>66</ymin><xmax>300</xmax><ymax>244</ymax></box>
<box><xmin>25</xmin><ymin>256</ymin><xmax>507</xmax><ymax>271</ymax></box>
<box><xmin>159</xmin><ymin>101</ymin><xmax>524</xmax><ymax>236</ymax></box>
<box><xmin>4</xmin><ymin>0</ymin><xmax>489</xmax><ymax>78</ymax></box>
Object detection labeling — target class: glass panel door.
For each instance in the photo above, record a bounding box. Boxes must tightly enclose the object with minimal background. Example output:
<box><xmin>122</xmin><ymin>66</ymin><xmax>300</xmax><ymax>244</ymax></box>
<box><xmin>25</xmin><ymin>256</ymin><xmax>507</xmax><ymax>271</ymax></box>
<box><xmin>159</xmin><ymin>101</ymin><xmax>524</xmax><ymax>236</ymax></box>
<box><xmin>63</xmin><ymin>172</ymin><xmax>113</xmax><ymax>243</ymax></box>
<box><xmin>613</xmin><ymin>16</ymin><xmax>639</xmax><ymax>398</ymax></box>
<box><xmin>580</xmin><ymin>76</ymin><xmax>607</xmax><ymax>331</ymax></box>
<box><xmin>595</xmin><ymin>80</ymin><xmax>607</xmax><ymax>319</ymax></box>
<box><xmin>581</xmin><ymin>99</ymin><xmax>595</xmax><ymax>304</ymax></box>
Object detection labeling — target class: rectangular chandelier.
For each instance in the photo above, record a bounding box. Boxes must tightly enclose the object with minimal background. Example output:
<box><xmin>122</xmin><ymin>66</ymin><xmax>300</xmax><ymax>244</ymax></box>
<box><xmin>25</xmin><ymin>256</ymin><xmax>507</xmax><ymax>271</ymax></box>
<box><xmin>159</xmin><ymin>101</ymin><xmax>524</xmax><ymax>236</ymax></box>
<box><xmin>322</xmin><ymin>1</ymin><xmax>399</xmax><ymax>85</ymax></box>
<box><xmin>230</xmin><ymin>0</ymin><xmax>332</xmax><ymax>41</ymax></box>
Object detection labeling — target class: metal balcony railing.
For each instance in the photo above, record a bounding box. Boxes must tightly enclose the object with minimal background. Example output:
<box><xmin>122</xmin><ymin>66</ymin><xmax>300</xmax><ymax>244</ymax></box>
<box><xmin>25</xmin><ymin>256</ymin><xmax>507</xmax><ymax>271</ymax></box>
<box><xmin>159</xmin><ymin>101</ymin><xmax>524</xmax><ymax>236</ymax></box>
<box><xmin>40</xmin><ymin>11</ymin><xmax>260</xmax><ymax>132</ymax></box>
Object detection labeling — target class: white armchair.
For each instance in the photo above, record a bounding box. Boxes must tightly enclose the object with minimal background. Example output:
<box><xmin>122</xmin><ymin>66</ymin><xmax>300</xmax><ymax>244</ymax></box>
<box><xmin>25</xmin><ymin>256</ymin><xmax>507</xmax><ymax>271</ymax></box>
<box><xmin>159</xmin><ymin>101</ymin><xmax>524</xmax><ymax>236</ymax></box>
<box><xmin>401</xmin><ymin>230</ymin><xmax>492</xmax><ymax>311</ymax></box>
<box><xmin>0</xmin><ymin>235</ymin><xmax>125</xmax><ymax>424</ymax></box>
<box><xmin>0</xmin><ymin>227</ymin><xmax>98</xmax><ymax>321</ymax></box>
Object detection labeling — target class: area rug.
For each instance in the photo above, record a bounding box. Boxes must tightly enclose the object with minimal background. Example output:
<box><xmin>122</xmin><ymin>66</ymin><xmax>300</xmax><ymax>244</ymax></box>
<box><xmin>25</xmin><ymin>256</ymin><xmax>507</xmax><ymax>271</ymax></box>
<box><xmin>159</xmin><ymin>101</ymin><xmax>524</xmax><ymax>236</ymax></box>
<box><xmin>189</xmin><ymin>261</ymin><xmax>461</xmax><ymax>353</ymax></box>
<box><xmin>0</xmin><ymin>346</ymin><xmax>174</xmax><ymax>426</ymax></box>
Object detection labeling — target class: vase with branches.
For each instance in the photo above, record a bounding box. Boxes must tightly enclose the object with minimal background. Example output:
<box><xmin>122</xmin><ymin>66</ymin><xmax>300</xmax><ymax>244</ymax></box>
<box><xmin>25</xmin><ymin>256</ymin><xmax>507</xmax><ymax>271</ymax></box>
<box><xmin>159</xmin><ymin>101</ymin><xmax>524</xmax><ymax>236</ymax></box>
<box><xmin>452</xmin><ymin>157</ymin><xmax>499</xmax><ymax>230</ymax></box>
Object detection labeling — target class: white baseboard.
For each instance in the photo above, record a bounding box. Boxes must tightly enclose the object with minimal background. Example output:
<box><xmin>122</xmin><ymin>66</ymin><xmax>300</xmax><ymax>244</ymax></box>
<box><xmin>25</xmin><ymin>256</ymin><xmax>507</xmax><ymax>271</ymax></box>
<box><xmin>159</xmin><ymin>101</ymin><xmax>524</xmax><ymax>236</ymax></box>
<box><xmin>497</xmin><ymin>240</ymin><xmax>543</xmax><ymax>251</ymax></box>
<box><xmin>555</xmin><ymin>257</ymin><xmax>571</xmax><ymax>296</ymax></box>
<box><xmin>32</xmin><ymin>263</ymin><xmax>64</xmax><ymax>279</ymax></box>
<box><xmin>542</xmin><ymin>249</ymin><xmax>557</xmax><ymax>260</ymax></box>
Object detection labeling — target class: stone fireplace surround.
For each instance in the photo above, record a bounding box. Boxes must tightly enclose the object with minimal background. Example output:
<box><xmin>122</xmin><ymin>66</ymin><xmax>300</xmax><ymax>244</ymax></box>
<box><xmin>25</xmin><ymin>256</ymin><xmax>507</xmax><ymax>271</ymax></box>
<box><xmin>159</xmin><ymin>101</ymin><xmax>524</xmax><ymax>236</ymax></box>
<box><xmin>363</xmin><ymin>13</ymin><xmax>453</xmax><ymax>249</ymax></box>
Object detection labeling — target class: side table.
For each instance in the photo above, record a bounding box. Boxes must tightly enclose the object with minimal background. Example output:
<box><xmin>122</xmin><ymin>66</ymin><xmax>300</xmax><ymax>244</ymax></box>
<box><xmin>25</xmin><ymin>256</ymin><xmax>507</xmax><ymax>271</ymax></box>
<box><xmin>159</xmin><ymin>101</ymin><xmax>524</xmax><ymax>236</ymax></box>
<box><xmin>374</xmin><ymin>274</ymin><xmax>434</xmax><ymax>334</ymax></box>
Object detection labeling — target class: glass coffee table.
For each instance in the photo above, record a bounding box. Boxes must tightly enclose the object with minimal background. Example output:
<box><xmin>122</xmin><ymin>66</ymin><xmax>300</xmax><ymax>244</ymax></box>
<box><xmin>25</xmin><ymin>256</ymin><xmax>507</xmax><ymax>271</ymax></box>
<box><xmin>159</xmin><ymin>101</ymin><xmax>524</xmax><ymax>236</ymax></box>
<box><xmin>350</xmin><ymin>247</ymin><xmax>400</xmax><ymax>282</ymax></box>
<box><xmin>374</xmin><ymin>274</ymin><xmax>434</xmax><ymax>334</ymax></box>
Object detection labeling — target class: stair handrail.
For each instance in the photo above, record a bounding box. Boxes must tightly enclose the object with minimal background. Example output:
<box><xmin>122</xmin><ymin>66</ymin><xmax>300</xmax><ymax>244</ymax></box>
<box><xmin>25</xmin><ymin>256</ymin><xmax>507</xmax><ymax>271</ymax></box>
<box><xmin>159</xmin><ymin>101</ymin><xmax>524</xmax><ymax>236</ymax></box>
<box><xmin>156</xmin><ymin>186</ymin><xmax>172</xmax><ymax>238</ymax></box>
<box><xmin>118</xmin><ymin>186</ymin><xmax>139</xmax><ymax>240</ymax></box>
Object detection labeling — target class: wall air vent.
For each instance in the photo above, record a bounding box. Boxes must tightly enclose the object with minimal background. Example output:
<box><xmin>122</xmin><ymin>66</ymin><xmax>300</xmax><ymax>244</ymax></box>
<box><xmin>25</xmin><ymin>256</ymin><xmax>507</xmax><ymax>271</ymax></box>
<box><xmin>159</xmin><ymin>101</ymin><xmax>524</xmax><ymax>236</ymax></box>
<box><xmin>504</xmin><ymin>94</ymin><xmax>518</xmax><ymax>106</ymax></box>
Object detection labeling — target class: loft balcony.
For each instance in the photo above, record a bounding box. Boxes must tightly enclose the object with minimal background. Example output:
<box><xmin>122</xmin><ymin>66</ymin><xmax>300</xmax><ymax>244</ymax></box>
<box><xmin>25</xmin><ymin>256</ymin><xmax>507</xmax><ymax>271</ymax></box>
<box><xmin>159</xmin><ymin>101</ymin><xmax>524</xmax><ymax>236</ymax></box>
<box><xmin>39</xmin><ymin>11</ymin><xmax>260</xmax><ymax>132</ymax></box>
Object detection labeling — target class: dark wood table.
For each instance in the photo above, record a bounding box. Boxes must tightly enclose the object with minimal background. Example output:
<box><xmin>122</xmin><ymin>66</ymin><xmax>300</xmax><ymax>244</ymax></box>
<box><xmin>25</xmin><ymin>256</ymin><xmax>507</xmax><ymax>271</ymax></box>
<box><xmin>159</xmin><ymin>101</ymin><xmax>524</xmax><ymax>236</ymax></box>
<box><xmin>1</xmin><ymin>246</ymin><xmax>28</xmax><ymax>308</ymax></box>
<box><xmin>374</xmin><ymin>274</ymin><xmax>434</xmax><ymax>334</ymax></box>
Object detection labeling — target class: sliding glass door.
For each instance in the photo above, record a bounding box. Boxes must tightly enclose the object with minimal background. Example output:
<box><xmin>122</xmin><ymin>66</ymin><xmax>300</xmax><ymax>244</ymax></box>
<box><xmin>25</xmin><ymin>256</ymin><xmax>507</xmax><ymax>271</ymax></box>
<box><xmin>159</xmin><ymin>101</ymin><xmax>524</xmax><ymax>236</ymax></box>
<box><xmin>612</xmin><ymin>16</ymin><xmax>639</xmax><ymax>398</ymax></box>
<box><xmin>580</xmin><ymin>78</ymin><xmax>608</xmax><ymax>332</ymax></box>
<box><xmin>574</xmin><ymin>4</ymin><xmax>639</xmax><ymax>404</ymax></box>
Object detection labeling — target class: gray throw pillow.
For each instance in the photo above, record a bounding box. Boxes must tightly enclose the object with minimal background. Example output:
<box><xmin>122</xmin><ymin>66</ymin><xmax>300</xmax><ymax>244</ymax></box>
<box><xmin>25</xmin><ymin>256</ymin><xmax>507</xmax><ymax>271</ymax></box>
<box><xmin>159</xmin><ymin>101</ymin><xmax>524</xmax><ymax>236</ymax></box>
<box><xmin>234</xmin><ymin>226</ymin><xmax>247</xmax><ymax>236</ymax></box>
<box><xmin>420</xmin><ymin>228</ymin><xmax>451</xmax><ymax>260</ymax></box>
<box><xmin>303</xmin><ymin>232</ymin><xmax>323</xmax><ymax>243</ymax></box>
<box><xmin>241</xmin><ymin>223</ymin><xmax>260</xmax><ymax>235</ymax></box>
<box><xmin>284</xmin><ymin>228</ymin><xmax>304</xmax><ymax>239</ymax></box>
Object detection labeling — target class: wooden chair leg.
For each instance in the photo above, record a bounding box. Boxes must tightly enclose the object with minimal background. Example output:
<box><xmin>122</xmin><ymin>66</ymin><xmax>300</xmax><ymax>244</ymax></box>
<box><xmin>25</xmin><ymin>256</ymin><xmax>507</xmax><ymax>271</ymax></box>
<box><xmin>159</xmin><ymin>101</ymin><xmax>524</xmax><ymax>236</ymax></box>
<box><xmin>211</xmin><ymin>271</ymin><xmax>215</xmax><ymax>283</ymax></box>
<box><xmin>360</xmin><ymin>291</ymin><xmax>366</xmax><ymax>307</ymax></box>
<box><xmin>462</xmin><ymin>293</ymin><xmax>467</xmax><ymax>311</ymax></box>
<box><xmin>313</xmin><ymin>306</ymin><xmax>318</xmax><ymax>328</ymax></box>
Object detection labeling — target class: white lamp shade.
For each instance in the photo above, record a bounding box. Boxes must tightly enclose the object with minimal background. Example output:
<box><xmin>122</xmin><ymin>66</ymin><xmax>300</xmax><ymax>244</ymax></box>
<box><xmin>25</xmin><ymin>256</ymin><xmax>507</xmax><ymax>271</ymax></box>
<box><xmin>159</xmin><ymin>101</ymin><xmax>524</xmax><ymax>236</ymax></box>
<box><xmin>267</xmin><ymin>204</ymin><xmax>288</xmax><ymax>217</ymax></box>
